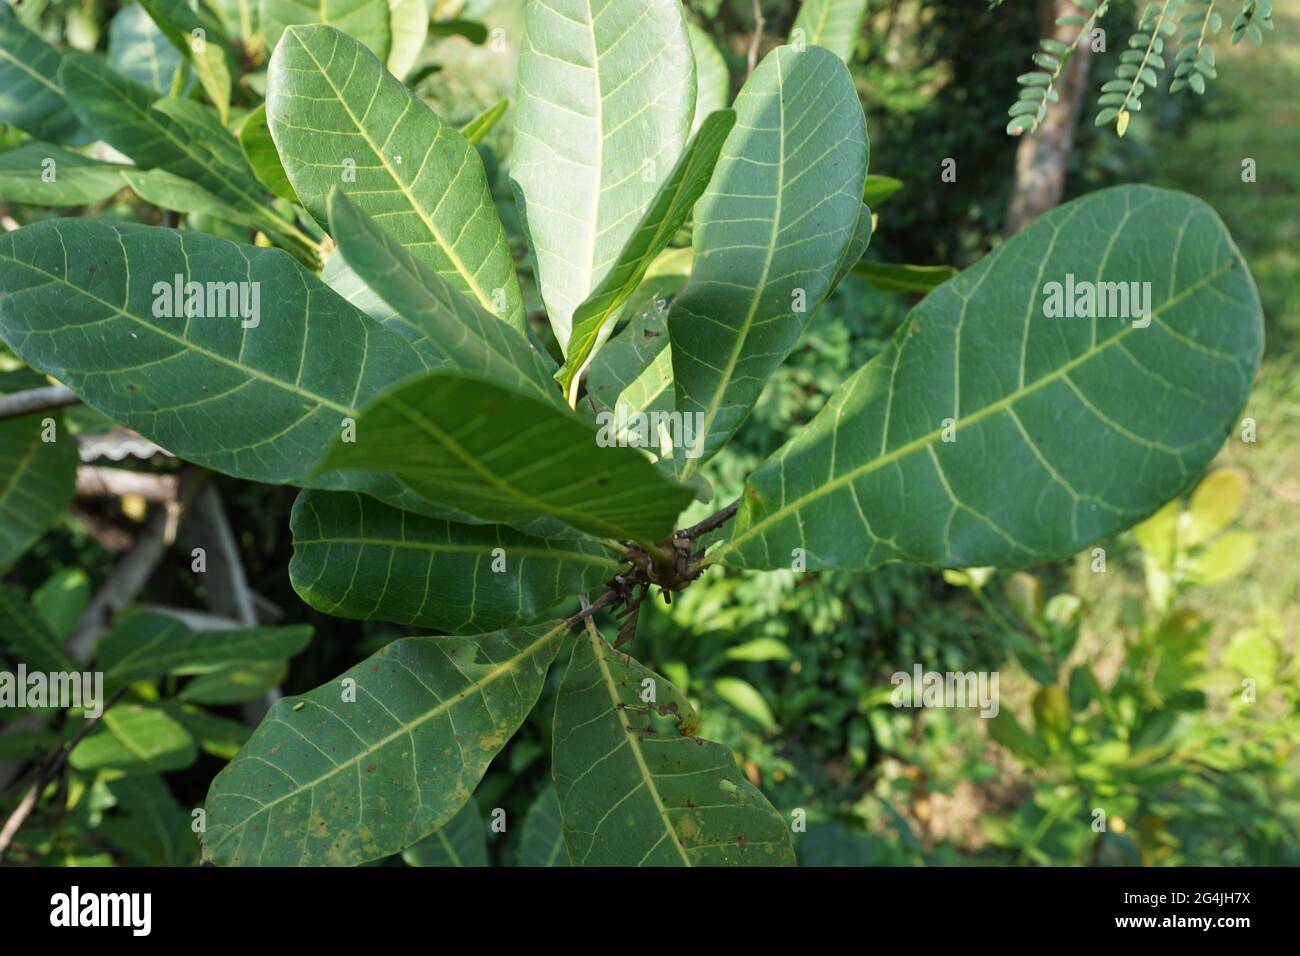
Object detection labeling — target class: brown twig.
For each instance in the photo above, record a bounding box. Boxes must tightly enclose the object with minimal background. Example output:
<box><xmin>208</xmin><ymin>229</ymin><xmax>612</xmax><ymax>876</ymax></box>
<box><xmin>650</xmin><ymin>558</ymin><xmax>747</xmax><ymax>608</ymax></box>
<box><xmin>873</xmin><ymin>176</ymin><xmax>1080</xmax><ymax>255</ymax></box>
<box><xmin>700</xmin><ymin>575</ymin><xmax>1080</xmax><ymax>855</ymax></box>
<box><xmin>678</xmin><ymin>497</ymin><xmax>741</xmax><ymax>542</ymax></box>
<box><xmin>565</xmin><ymin>589</ymin><xmax>620</xmax><ymax>627</ymax></box>
<box><xmin>0</xmin><ymin>687</ymin><xmax>127</xmax><ymax>861</ymax></box>
<box><xmin>75</xmin><ymin>467</ymin><xmax>178</xmax><ymax>502</ymax></box>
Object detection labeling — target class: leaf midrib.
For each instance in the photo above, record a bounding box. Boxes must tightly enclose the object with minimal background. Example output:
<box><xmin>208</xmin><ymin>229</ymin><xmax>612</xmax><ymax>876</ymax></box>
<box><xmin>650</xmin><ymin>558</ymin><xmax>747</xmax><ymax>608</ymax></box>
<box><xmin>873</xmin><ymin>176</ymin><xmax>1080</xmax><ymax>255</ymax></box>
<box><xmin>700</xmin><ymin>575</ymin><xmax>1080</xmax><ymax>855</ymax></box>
<box><xmin>206</xmin><ymin>621</ymin><xmax>566</xmax><ymax>854</ymax></box>
<box><xmin>295</xmin><ymin>534</ymin><xmax>622</xmax><ymax>571</ymax></box>
<box><xmin>583</xmin><ymin>623</ymin><xmax>692</xmax><ymax>866</ymax></box>
<box><xmin>711</xmin><ymin>257</ymin><xmax>1239</xmax><ymax>563</ymax></box>
<box><xmin>290</xmin><ymin>28</ymin><xmax>499</xmax><ymax>316</ymax></box>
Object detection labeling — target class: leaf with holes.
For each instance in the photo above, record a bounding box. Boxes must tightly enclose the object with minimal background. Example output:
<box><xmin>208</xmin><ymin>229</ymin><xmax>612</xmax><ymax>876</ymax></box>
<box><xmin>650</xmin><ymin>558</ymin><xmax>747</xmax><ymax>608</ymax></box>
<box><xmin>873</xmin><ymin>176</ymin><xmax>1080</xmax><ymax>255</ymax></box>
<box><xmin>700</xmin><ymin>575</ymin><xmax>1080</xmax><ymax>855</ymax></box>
<box><xmin>201</xmin><ymin>620</ymin><xmax>567</xmax><ymax>865</ymax></box>
<box><xmin>552</xmin><ymin>623</ymin><xmax>794</xmax><ymax>866</ymax></box>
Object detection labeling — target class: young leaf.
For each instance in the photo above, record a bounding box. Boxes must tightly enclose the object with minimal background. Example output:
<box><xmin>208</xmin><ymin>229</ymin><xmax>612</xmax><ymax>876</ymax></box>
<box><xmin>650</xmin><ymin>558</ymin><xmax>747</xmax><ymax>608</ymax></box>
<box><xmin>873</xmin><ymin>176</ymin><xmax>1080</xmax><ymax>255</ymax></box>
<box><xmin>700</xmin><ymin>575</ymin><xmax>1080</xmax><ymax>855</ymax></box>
<box><xmin>712</xmin><ymin>186</ymin><xmax>1264</xmax><ymax>571</ymax></box>
<box><xmin>0</xmin><ymin>5</ymin><xmax>82</xmax><ymax>143</ymax></box>
<box><xmin>137</xmin><ymin>0</ymin><xmax>236</xmax><ymax>123</ymax></box>
<box><xmin>458</xmin><ymin>98</ymin><xmax>508</xmax><ymax>146</ymax></box>
<box><xmin>267</xmin><ymin>24</ymin><xmax>525</xmax><ymax>331</ymax></box>
<box><xmin>401</xmin><ymin>800</ymin><xmax>488</xmax><ymax>867</ymax></box>
<box><xmin>552</xmin><ymin>622</ymin><xmax>794</xmax><ymax>866</ymax></box>
<box><xmin>326</xmin><ymin>188</ymin><xmax>559</xmax><ymax>405</ymax></box>
<box><xmin>668</xmin><ymin>46</ymin><xmax>868</xmax><ymax>471</ymax></box>
<box><xmin>511</xmin><ymin>0</ymin><xmax>696</xmax><ymax>353</ymax></box>
<box><xmin>313</xmin><ymin>370</ymin><xmax>696</xmax><ymax>543</ymax></box>
<box><xmin>289</xmin><ymin>489</ymin><xmax>620</xmax><ymax>633</ymax></box>
<box><xmin>386</xmin><ymin>0</ymin><xmax>428</xmax><ymax>80</ymax></box>
<box><xmin>0</xmin><ymin>220</ymin><xmax>432</xmax><ymax>486</ymax></box>
<box><xmin>791</xmin><ymin>0</ymin><xmax>870</xmax><ymax>62</ymax></box>
<box><xmin>201</xmin><ymin>621</ymin><xmax>569</xmax><ymax>866</ymax></box>
<box><xmin>854</xmin><ymin>261</ymin><xmax>960</xmax><ymax>294</ymax></box>
<box><xmin>558</xmin><ymin>109</ymin><xmax>736</xmax><ymax>403</ymax></box>
<box><xmin>95</xmin><ymin>611</ymin><xmax>312</xmax><ymax>681</ymax></box>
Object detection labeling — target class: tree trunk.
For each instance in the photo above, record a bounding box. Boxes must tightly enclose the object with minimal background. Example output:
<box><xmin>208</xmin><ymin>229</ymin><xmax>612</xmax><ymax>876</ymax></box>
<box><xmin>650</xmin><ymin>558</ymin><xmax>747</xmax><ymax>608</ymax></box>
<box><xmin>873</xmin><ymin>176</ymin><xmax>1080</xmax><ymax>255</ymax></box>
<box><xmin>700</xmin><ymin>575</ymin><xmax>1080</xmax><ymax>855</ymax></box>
<box><xmin>1003</xmin><ymin>0</ymin><xmax>1093</xmax><ymax>236</ymax></box>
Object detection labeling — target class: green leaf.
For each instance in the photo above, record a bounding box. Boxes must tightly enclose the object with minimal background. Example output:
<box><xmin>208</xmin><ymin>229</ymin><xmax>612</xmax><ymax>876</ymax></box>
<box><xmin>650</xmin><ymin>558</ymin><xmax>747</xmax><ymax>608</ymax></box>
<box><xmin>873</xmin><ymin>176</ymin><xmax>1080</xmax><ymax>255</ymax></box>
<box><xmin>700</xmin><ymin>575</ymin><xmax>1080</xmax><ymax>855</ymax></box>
<box><xmin>401</xmin><ymin>800</ymin><xmax>488</xmax><ymax>866</ymax></box>
<box><xmin>518</xmin><ymin>785</ymin><xmax>569</xmax><ymax>866</ymax></box>
<box><xmin>263</xmin><ymin>0</ymin><xmax>392</xmax><ymax>61</ymax></box>
<box><xmin>137</xmin><ymin>0</ymin><xmax>235</xmax><ymax>123</ymax></box>
<box><xmin>201</xmin><ymin>620</ymin><xmax>568</xmax><ymax>866</ymax></box>
<box><xmin>238</xmin><ymin>103</ymin><xmax>297</xmax><ymax>201</ymax></box>
<box><xmin>668</xmin><ymin>46</ymin><xmax>868</xmax><ymax>470</ymax></box>
<box><xmin>326</xmin><ymin>188</ymin><xmax>557</xmax><ymax>403</ymax></box>
<box><xmin>558</xmin><ymin>110</ymin><xmax>736</xmax><ymax>402</ymax></box>
<box><xmin>119</xmin><ymin>167</ymin><xmax>267</xmax><ymax>229</ymax></box>
<box><xmin>0</xmin><ymin>5</ymin><xmax>82</xmax><ymax>143</ymax></box>
<box><xmin>99</xmin><ymin>776</ymin><xmax>197</xmax><ymax>866</ymax></box>
<box><xmin>0</xmin><ymin>142</ymin><xmax>128</xmax><ymax>206</ymax></box>
<box><xmin>0</xmin><ymin>220</ymin><xmax>433</xmax><ymax>487</ymax></box>
<box><xmin>314</xmin><ymin>369</ymin><xmax>696</xmax><ymax>543</ymax></box>
<box><xmin>854</xmin><ymin>261</ymin><xmax>959</xmax><ymax>294</ymax></box>
<box><xmin>267</xmin><ymin>24</ymin><xmax>525</xmax><ymax>331</ymax></box>
<box><xmin>862</xmin><ymin>174</ymin><xmax>903</xmax><ymax>206</ymax></box>
<box><xmin>386</xmin><ymin>0</ymin><xmax>428</xmax><ymax>80</ymax></box>
<box><xmin>163</xmin><ymin>701</ymin><xmax>250</xmax><ymax>759</ymax></box>
<box><xmin>458</xmin><ymin>98</ymin><xmax>508</xmax><ymax>146</ymax></box>
<box><xmin>0</xmin><ymin>408</ymin><xmax>76</xmax><ymax>572</ymax></box>
<box><xmin>552</xmin><ymin>623</ymin><xmax>794</xmax><ymax>866</ymax></box>
<box><xmin>713</xmin><ymin>186</ymin><xmax>1263</xmax><ymax>571</ymax></box>
<box><xmin>58</xmin><ymin>55</ymin><xmax>308</xmax><ymax>254</ymax></box>
<box><xmin>108</xmin><ymin>3</ymin><xmax>185</xmax><ymax>95</ymax></box>
<box><xmin>723</xmin><ymin>637</ymin><xmax>792</xmax><ymax>662</ymax></box>
<box><xmin>33</xmin><ymin>568</ymin><xmax>90</xmax><ymax>639</ymax></box>
<box><xmin>584</xmin><ymin>275</ymin><xmax>681</xmax><ymax>423</ymax></box>
<box><xmin>289</xmin><ymin>489</ymin><xmax>619</xmax><ymax>632</ymax></box>
<box><xmin>688</xmin><ymin>23</ymin><xmax>729</xmax><ymax>136</ymax></box>
<box><xmin>95</xmin><ymin>611</ymin><xmax>313</xmax><ymax>681</ymax></box>
<box><xmin>712</xmin><ymin>676</ymin><xmax>776</xmax><ymax>730</ymax></box>
<box><xmin>0</xmin><ymin>584</ymin><xmax>76</xmax><ymax>672</ymax></box>
<box><xmin>428</xmin><ymin>18</ymin><xmax>487</xmax><ymax>44</ymax></box>
<box><xmin>70</xmin><ymin>704</ymin><xmax>197</xmax><ymax>774</ymax></box>
<box><xmin>178</xmin><ymin>659</ymin><xmax>288</xmax><ymax>704</ymax></box>
<box><xmin>791</xmin><ymin>0</ymin><xmax>869</xmax><ymax>62</ymax></box>
<box><xmin>511</xmin><ymin>0</ymin><xmax>696</xmax><ymax>353</ymax></box>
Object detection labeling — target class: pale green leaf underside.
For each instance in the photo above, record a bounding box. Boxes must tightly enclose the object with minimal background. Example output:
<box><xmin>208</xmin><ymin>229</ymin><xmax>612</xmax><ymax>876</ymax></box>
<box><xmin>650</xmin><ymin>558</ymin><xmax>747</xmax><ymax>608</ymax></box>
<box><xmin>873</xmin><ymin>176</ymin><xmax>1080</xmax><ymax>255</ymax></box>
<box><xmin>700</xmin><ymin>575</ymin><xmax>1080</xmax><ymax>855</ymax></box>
<box><xmin>518</xmin><ymin>785</ymin><xmax>570</xmax><ymax>866</ymax></box>
<box><xmin>552</xmin><ymin>625</ymin><xmax>794</xmax><ymax>866</ymax></box>
<box><xmin>716</xmin><ymin>186</ymin><xmax>1264</xmax><ymax>571</ymax></box>
<box><xmin>108</xmin><ymin>4</ymin><xmax>184</xmax><ymax>95</ymax></box>
<box><xmin>289</xmin><ymin>489</ymin><xmax>619</xmax><ymax>633</ymax></box>
<box><xmin>0</xmin><ymin>219</ymin><xmax>433</xmax><ymax>486</ymax></box>
<box><xmin>511</xmin><ymin>0</ymin><xmax>696</xmax><ymax>352</ymax></box>
<box><xmin>315</xmin><ymin>370</ymin><xmax>696</xmax><ymax>543</ymax></box>
<box><xmin>95</xmin><ymin>611</ymin><xmax>312</xmax><ymax>681</ymax></box>
<box><xmin>559</xmin><ymin>109</ymin><xmax>736</xmax><ymax>400</ymax></box>
<box><xmin>268</xmin><ymin>24</ymin><xmax>525</xmax><ymax>331</ymax></box>
<box><xmin>202</xmin><ymin>621</ymin><xmax>567</xmax><ymax>866</ymax></box>
<box><xmin>263</xmin><ymin>0</ymin><xmax>392</xmax><ymax>61</ymax></box>
<box><xmin>401</xmin><ymin>800</ymin><xmax>487</xmax><ymax>866</ymax></box>
<box><xmin>792</xmin><ymin>0</ymin><xmax>869</xmax><ymax>63</ymax></box>
<box><xmin>669</xmin><ymin>45</ymin><xmax>868</xmax><ymax>469</ymax></box>
<box><xmin>688</xmin><ymin>23</ymin><xmax>729</xmax><ymax>136</ymax></box>
<box><xmin>0</xmin><ymin>412</ymin><xmax>77</xmax><ymax>572</ymax></box>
